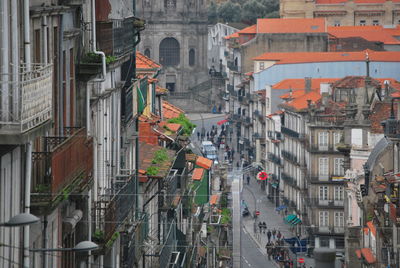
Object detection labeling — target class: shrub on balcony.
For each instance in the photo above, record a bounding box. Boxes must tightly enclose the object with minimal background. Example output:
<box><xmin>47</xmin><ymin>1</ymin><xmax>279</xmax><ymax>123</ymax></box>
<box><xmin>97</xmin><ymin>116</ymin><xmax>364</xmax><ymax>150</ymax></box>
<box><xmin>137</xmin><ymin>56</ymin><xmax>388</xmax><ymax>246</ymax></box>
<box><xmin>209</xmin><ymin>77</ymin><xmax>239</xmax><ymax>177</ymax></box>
<box><xmin>93</xmin><ymin>229</ymin><xmax>105</xmax><ymax>242</ymax></box>
<box><xmin>34</xmin><ymin>184</ymin><xmax>50</xmax><ymax>193</ymax></box>
<box><xmin>152</xmin><ymin>148</ymin><xmax>169</xmax><ymax>164</ymax></box>
<box><xmin>220</xmin><ymin>208</ymin><xmax>231</xmax><ymax>224</ymax></box>
<box><xmin>146</xmin><ymin>166</ymin><xmax>159</xmax><ymax>176</ymax></box>
<box><xmin>82</xmin><ymin>52</ymin><xmax>117</xmax><ymax>65</ymax></box>
<box><xmin>167</xmin><ymin>113</ymin><xmax>196</xmax><ymax>136</ymax></box>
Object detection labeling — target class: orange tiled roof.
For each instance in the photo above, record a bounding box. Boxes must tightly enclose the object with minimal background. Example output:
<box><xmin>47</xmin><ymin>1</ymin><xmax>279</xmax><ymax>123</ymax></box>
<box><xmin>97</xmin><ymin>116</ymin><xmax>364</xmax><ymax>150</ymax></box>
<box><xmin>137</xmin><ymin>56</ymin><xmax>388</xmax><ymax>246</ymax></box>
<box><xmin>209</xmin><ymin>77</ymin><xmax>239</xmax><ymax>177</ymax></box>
<box><xmin>163</xmin><ymin>100</ymin><xmax>185</xmax><ymax>119</ymax></box>
<box><xmin>166</xmin><ymin>123</ymin><xmax>181</xmax><ymax>133</ymax></box>
<box><xmin>139</xmin><ymin>142</ymin><xmax>176</xmax><ymax>178</ymax></box>
<box><xmin>136</xmin><ymin>52</ymin><xmax>161</xmax><ymax>70</ymax></box>
<box><xmin>316</xmin><ymin>0</ymin><xmax>397</xmax><ymax>3</ymax></box>
<box><xmin>369</xmin><ymin>102</ymin><xmax>397</xmax><ymax>134</ymax></box>
<box><xmin>273</xmin><ymin>78</ymin><xmax>339</xmax><ymax>91</ymax></box>
<box><xmin>210</xmin><ymin>194</ymin><xmax>219</xmax><ymax>205</ymax></box>
<box><xmin>328</xmin><ymin>25</ymin><xmax>400</xmax><ymax>45</ymax></box>
<box><xmin>192</xmin><ymin>168</ymin><xmax>204</xmax><ymax>181</ymax></box>
<box><xmin>253</xmin><ymin>50</ymin><xmax>400</xmax><ymax>64</ymax></box>
<box><xmin>282</xmin><ymin>91</ymin><xmax>321</xmax><ymax>111</ymax></box>
<box><xmin>360</xmin><ymin>248</ymin><xmax>376</xmax><ymax>264</ymax></box>
<box><xmin>257</xmin><ymin>18</ymin><xmax>326</xmax><ymax>34</ymax></box>
<box><xmin>225</xmin><ymin>24</ymin><xmax>256</xmax><ymax>39</ymax></box>
<box><xmin>355</xmin><ymin>249</ymin><xmax>361</xmax><ymax>259</ymax></box>
<box><xmin>196</xmin><ymin>156</ymin><xmax>213</xmax><ymax>169</ymax></box>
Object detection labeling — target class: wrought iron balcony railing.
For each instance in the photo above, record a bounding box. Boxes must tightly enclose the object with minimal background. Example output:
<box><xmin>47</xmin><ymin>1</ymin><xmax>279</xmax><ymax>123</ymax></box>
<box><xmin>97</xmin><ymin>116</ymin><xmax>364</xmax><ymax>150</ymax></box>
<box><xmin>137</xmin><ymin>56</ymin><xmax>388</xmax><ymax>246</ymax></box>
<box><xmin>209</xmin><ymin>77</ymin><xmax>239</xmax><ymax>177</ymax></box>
<box><xmin>268</xmin><ymin>153</ymin><xmax>282</xmax><ymax>166</ymax></box>
<box><xmin>0</xmin><ymin>63</ymin><xmax>52</xmax><ymax>134</ymax></box>
<box><xmin>227</xmin><ymin>61</ymin><xmax>238</xmax><ymax>72</ymax></box>
<box><xmin>31</xmin><ymin>128</ymin><xmax>93</xmax><ymax>209</ymax></box>
<box><xmin>281</xmin><ymin>126</ymin><xmax>300</xmax><ymax>139</ymax></box>
<box><xmin>281</xmin><ymin>150</ymin><xmax>298</xmax><ymax>164</ymax></box>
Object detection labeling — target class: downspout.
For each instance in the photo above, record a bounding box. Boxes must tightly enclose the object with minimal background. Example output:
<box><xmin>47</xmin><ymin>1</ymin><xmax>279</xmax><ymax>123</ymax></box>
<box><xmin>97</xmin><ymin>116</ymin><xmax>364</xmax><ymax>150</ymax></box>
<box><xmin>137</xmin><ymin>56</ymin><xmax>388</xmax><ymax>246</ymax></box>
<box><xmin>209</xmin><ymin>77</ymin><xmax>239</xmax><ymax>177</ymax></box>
<box><xmin>1</xmin><ymin>0</ymin><xmax>9</xmax><ymax>121</ymax></box>
<box><xmin>24</xmin><ymin>0</ymin><xmax>31</xmax><ymax>71</ymax></box>
<box><xmin>42</xmin><ymin>16</ymin><xmax>48</xmax><ymax>63</ymax></box>
<box><xmin>91</xmin><ymin>0</ymin><xmax>106</xmax><ymax>82</ymax></box>
<box><xmin>24</xmin><ymin>142</ymin><xmax>32</xmax><ymax>268</ymax></box>
<box><xmin>11</xmin><ymin>0</ymin><xmax>19</xmax><ymax>119</ymax></box>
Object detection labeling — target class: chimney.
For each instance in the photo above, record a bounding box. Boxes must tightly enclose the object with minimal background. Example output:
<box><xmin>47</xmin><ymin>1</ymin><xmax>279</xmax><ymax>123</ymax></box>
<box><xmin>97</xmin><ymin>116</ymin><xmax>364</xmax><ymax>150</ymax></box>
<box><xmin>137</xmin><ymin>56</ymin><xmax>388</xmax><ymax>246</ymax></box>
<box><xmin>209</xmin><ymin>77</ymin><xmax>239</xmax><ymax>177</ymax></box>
<box><xmin>305</xmin><ymin>77</ymin><xmax>312</xmax><ymax>93</ymax></box>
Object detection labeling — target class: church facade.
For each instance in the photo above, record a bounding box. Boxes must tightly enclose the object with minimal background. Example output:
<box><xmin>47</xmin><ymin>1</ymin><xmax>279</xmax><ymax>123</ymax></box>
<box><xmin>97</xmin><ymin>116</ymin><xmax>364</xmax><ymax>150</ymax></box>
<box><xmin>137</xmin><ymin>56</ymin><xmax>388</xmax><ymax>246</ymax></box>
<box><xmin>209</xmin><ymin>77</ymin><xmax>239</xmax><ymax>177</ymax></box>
<box><xmin>136</xmin><ymin>0</ymin><xmax>209</xmax><ymax>93</ymax></box>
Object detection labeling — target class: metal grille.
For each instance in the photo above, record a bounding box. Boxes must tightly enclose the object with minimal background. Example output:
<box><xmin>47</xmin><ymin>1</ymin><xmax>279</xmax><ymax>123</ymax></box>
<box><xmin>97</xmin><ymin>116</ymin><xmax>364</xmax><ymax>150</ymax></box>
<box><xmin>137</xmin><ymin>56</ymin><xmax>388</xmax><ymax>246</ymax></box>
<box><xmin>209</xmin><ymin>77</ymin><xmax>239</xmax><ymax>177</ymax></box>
<box><xmin>159</xmin><ymin>38</ymin><xmax>180</xmax><ymax>66</ymax></box>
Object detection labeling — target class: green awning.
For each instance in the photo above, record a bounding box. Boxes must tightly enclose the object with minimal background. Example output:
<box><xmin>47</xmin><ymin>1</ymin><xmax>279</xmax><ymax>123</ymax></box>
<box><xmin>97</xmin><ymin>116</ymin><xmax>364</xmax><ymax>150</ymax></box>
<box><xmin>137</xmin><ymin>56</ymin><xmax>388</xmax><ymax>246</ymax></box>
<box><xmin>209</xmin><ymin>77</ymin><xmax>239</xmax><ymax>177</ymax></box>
<box><xmin>291</xmin><ymin>218</ymin><xmax>302</xmax><ymax>225</ymax></box>
<box><xmin>285</xmin><ymin>214</ymin><xmax>297</xmax><ymax>223</ymax></box>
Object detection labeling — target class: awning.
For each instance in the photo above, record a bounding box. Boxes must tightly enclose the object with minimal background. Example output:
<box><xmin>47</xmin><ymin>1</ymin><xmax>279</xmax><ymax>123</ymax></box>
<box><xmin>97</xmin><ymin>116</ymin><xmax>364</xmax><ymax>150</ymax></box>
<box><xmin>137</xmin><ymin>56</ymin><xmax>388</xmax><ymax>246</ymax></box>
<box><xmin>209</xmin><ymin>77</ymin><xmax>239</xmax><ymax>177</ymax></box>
<box><xmin>275</xmin><ymin>205</ymin><xmax>287</xmax><ymax>212</ymax></box>
<box><xmin>192</xmin><ymin>168</ymin><xmax>204</xmax><ymax>181</ymax></box>
<box><xmin>217</xmin><ymin>119</ymin><xmax>228</xmax><ymax>125</ymax></box>
<box><xmin>285</xmin><ymin>214</ymin><xmax>302</xmax><ymax>225</ymax></box>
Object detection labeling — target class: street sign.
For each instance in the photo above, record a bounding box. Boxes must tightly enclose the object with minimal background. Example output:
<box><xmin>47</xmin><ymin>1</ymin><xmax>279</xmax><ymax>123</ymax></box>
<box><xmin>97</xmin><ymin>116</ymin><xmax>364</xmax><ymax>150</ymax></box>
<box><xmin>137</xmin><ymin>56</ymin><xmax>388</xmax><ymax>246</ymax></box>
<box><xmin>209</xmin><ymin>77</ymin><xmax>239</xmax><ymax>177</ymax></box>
<box><xmin>255</xmin><ymin>210</ymin><xmax>260</xmax><ymax>216</ymax></box>
<box><xmin>298</xmin><ymin>258</ymin><xmax>305</xmax><ymax>264</ymax></box>
<box><xmin>257</xmin><ymin>171</ymin><xmax>268</xmax><ymax>181</ymax></box>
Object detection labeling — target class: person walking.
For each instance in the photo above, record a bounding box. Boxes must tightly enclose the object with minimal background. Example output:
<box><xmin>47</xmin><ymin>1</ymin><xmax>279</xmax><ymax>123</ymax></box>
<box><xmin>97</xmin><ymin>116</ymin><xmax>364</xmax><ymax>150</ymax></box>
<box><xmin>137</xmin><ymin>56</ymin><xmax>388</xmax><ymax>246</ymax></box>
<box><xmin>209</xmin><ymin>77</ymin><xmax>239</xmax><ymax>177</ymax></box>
<box><xmin>231</xmin><ymin>148</ymin><xmax>235</xmax><ymax>159</ymax></box>
<box><xmin>277</xmin><ymin>230</ymin><xmax>282</xmax><ymax>241</ymax></box>
<box><xmin>266</xmin><ymin>242</ymin><xmax>272</xmax><ymax>260</ymax></box>
<box><xmin>206</xmin><ymin>131</ymin><xmax>210</xmax><ymax>140</ymax></box>
<box><xmin>246</xmin><ymin>175</ymin><xmax>250</xmax><ymax>185</ymax></box>
<box><xmin>258</xmin><ymin>222</ymin><xmax>263</xmax><ymax>233</ymax></box>
<box><xmin>267</xmin><ymin>230</ymin><xmax>272</xmax><ymax>243</ymax></box>
<box><xmin>197</xmin><ymin>132</ymin><xmax>200</xmax><ymax>140</ymax></box>
<box><xmin>272</xmin><ymin>229</ymin><xmax>277</xmax><ymax>240</ymax></box>
<box><xmin>262</xmin><ymin>222</ymin><xmax>267</xmax><ymax>234</ymax></box>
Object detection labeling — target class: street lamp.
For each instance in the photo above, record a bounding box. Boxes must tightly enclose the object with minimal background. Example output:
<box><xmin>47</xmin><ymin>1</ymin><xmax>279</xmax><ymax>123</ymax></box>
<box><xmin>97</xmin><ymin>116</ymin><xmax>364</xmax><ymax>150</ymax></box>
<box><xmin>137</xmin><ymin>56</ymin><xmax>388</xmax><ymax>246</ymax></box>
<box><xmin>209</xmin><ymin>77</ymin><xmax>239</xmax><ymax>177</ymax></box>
<box><xmin>0</xmin><ymin>213</ymin><xmax>39</xmax><ymax>227</ymax></box>
<box><xmin>29</xmin><ymin>241</ymin><xmax>99</xmax><ymax>252</ymax></box>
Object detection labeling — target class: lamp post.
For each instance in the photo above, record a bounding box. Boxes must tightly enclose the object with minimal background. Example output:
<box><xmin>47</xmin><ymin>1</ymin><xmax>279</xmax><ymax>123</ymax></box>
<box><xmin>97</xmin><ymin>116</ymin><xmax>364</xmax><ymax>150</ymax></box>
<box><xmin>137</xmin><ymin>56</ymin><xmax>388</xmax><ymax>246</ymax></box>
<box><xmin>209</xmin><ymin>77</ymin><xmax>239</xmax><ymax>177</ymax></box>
<box><xmin>29</xmin><ymin>241</ymin><xmax>99</xmax><ymax>252</ymax></box>
<box><xmin>0</xmin><ymin>213</ymin><xmax>39</xmax><ymax>227</ymax></box>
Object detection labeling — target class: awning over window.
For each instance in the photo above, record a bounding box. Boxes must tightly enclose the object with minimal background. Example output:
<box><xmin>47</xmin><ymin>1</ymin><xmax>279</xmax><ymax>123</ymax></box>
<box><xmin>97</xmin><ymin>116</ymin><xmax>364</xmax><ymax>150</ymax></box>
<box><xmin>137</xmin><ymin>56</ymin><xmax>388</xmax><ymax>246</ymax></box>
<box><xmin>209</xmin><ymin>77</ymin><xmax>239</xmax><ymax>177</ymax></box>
<box><xmin>360</xmin><ymin>248</ymin><xmax>376</xmax><ymax>264</ymax></box>
<box><xmin>284</xmin><ymin>214</ymin><xmax>302</xmax><ymax>225</ymax></box>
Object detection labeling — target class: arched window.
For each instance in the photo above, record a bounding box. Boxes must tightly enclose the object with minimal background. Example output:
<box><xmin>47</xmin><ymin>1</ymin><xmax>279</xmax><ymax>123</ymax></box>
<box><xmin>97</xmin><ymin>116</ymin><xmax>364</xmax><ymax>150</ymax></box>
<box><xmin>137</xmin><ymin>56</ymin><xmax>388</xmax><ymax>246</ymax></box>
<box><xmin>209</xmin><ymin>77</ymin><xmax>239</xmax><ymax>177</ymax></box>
<box><xmin>164</xmin><ymin>0</ymin><xmax>176</xmax><ymax>10</ymax></box>
<box><xmin>159</xmin><ymin>38</ymin><xmax>180</xmax><ymax>66</ymax></box>
<box><xmin>189</xmin><ymin>49</ymin><xmax>195</xmax><ymax>66</ymax></box>
<box><xmin>144</xmin><ymin>48</ymin><xmax>151</xmax><ymax>58</ymax></box>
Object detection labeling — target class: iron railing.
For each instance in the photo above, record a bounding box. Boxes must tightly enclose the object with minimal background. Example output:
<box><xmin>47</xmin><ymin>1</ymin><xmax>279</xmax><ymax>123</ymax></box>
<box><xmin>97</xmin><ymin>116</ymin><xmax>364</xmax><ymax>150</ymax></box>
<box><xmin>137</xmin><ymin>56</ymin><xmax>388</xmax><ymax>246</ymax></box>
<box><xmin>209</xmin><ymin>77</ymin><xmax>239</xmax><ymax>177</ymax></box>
<box><xmin>282</xmin><ymin>150</ymin><xmax>298</xmax><ymax>164</ymax></box>
<box><xmin>31</xmin><ymin>128</ymin><xmax>93</xmax><ymax>205</ymax></box>
<box><xmin>281</xmin><ymin>126</ymin><xmax>300</xmax><ymax>139</ymax></box>
<box><xmin>227</xmin><ymin>61</ymin><xmax>238</xmax><ymax>72</ymax></box>
<box><xmin>0</xmin><ymin>63</ymin><xmax>52</xmax><ymax>133</ymax></box>
<box><xmin>97</xmin><ymin>18</ymin><xmax>136</xmax><ymax>57</ymax></box>
<box><xmin>268</xmin><ymin>153</ymin><xmax>282</xmax><ymax>166</ymax></box>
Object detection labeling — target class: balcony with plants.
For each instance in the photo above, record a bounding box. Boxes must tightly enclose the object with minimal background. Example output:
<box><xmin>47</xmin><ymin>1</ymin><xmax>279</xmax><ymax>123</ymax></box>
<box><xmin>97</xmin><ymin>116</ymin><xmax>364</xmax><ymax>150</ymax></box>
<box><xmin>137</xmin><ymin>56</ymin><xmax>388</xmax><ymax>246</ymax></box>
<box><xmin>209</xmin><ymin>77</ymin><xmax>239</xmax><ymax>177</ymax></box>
<box><xmin>0</xmin><ymin>63</ymin><xmax>53</xmax><ymax>136</ymax></box>
<box><xmin>31</xmin><ymin>127</ymin><xmax>93</xmax><ymax>212</ymax></box>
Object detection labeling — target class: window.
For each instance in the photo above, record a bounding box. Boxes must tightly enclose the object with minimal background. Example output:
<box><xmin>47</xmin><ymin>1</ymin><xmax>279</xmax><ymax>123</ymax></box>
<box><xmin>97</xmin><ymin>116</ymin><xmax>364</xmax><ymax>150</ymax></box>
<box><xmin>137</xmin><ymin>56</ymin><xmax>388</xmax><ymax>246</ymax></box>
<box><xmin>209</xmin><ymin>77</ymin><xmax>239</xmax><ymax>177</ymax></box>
<box><xmin>334</xmin><ymin>186</ymin><xmax>344</xmax><ymax>201</ymax></box>
<box><xmin>319</xmin><ymin>211</ymin><xmax>329</xmax><ymax>227</ymax></box>
<box><xmin>372</xmin><ymin>20</ymin><xmax>379</xmax><ymax>26</ymax></box>
<box><xmin>144</xmin><ymin>48</ymin><xmax>151</xmax><ymax>58</ymax></box>
<box><xmin>159</xmin><ymin>38</ymin><xmax>180</xmax><ymax>66</ymax></box>
<box><xmin>319</xmin><ymin>186</ymin><xmax>328</xmax><ymax>200</ymax></box>
<box><xmin>318</xmin><ymin>132</ymin><xmax>328</xmax><ymax>150</ymax></box>
<box><xmin>333</xmin><ymin>132</ymin><xmax>341</xmax><ymax>151</ymax></box>
<box><xmin>319</xmin><ymin>157</ymin><xmax>329</xmax><ymax>179</ymax></box>
<box><xmin>334</xmin><ymin>158</ymin><xmax>344</xmax><ymax>176</ymax></box>
<box><xmin>260</xmin><ymin>62</ymin><xmax>265</xmax><ymax>70</ymax></box>
<box><xmin>334</xmin><ymin>21</ymin><xmax>340</xmax><ymax>26</ymax></box>
<box><xmin>164</xmin><ymin>0</ymin><xmax>176</xmax><ymax>9</ymax></box>
<box><xmin>334</xmin><ymin>212</ymin><xmax>344</xmax><ymax>227</ymax></box>
<box><xmin>359</xmin><ymin>20</ymin><xmax>366</xmax><ymax>26</ymax></box>
<box><xmin>266</xmin><ymin>97</ymin><xmax>270</xmax><ymax>109</ymax></box>
<box><xmin>189</xmin><ymin>49</ymin><xmax>195</xmax><ymax>66</ymax></box>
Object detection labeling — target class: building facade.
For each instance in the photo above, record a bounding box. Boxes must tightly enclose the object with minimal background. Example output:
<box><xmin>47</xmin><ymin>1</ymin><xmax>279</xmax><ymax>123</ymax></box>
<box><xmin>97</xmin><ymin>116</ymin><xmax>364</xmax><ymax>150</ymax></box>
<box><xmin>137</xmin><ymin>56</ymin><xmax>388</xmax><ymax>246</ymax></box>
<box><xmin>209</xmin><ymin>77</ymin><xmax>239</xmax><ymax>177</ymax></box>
<box><xmin>136</xmin><ymin>0</ymin><xmax>209</xmax><ymax>93</ymax></box>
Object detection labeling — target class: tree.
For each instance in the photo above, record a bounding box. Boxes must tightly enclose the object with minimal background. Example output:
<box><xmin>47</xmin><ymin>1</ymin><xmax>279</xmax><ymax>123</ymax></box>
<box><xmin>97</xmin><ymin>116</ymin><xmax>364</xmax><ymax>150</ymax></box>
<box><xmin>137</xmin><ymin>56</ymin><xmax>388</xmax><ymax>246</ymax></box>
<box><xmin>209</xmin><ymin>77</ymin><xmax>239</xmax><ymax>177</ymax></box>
<box><xmin>208</xmin><ymin>1</ymin><xmax>218</xmax><ymax>24</ymax></box>
<box><xmin>217</xmin><ymin>2</ymin><xmax>242</xmax><ymax>23</ymax></box>
<box><xmin>241</xmin><ymin>0</ymin><xmax>267</xmax><ymax>24</ymax></box>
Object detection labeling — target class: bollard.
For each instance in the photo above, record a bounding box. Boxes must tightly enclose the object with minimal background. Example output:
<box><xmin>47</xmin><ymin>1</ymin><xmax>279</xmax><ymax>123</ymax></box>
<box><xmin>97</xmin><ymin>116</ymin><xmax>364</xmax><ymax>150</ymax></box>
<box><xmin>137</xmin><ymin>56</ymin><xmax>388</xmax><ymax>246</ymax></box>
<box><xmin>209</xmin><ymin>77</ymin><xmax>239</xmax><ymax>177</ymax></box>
<box><xmin>313</xmin><ymin>248</ymin><xmax>336</xmax><ymax>268</ymax></box>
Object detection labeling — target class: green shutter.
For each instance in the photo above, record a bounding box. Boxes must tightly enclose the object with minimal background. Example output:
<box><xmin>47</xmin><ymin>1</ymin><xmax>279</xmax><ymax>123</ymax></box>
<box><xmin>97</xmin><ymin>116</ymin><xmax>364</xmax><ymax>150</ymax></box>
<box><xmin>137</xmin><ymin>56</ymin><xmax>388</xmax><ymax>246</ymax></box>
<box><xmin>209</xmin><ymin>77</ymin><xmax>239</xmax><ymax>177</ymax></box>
<box><xmin>137</xmin><ymin>79</ymin><xmax>148</xmax><ymax>114</ymax></box>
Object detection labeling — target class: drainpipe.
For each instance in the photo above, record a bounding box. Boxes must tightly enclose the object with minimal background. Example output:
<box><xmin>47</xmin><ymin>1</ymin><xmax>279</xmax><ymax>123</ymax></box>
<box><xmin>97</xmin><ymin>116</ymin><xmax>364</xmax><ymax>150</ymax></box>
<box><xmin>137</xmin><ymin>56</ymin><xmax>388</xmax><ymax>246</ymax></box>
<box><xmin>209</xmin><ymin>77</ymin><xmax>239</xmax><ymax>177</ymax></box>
<box><xmin>11</xmin><ymin>0</ymin><xmax>19</xmax><ymax>119</ymax></box>
<box><xmin>24</xmin><ymin>142</ymin><xmax>32</xmax><ymax>268</ymax></box>
<box><xmin>91</xmin><ymin>0</ymin><xmax>106</xmax><ymax>82</ymax></box>
<box><xmin>41</xmin><ymin>16</ymin><xmax>48</xmax><ymax>63</ymax></box>
<box><xmin>1</xmin><ymin>0</ymin><xmax>9</xmax><ymax>121</ymax></box>
<box><xmin>24</xmin><ymin>0</ymin><xmax>31</xmax><ymax>71</ymax></box>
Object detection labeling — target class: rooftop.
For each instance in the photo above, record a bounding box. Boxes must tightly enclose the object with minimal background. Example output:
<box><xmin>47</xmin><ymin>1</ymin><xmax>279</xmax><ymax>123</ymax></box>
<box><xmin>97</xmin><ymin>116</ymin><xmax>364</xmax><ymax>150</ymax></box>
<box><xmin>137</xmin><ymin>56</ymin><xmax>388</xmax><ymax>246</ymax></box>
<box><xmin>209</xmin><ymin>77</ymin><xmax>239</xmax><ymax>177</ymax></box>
<box><xmin>328</xmin><ymin>25</ymin><xmax>400</xmax><ymax>45</ymax></box>
<box><xmin>257</xmin><ymin>18</ymin><xmax>326</xmax><ymax>34</ymax></box>
<box><xmin>163</xmin><ymin>100</ymin><xmax>185</xmax><ymax>120</ymax></box>
<box><xmin>316</xmin><ymin>0</ymin><xmax>400</xmax><ymax>4</ymax></box>
<box><xmin>136</xmin><ymin>52</ymin><xmax>161</xmax><ymax>70</ymax></box>
<box><xmin>139</xmin><ymin>142</ymin><xmax>176</xmax><ymax>178</ymax></box>
<box><xmin>253</xmin><ymin>50</ymin><xmax>400</xmax><ymax>64</ymax></box>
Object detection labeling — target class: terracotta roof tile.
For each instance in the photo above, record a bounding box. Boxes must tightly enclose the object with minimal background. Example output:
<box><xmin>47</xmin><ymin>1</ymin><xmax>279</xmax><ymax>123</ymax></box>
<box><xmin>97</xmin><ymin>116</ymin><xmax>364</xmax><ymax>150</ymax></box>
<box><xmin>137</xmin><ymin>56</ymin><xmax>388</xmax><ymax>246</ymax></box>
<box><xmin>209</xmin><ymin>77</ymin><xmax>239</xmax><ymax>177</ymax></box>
<box><xmin>139</xmin><ymin>142</ymin><xmax>176</xmax><ymax>178</ymax></box>
<box><xmin>328</xmin><ymin>25</ymin><xmax>400</xmax><ymax>45</ymax></box>
<box><xmin>355</xmin><ymin>249</ymin><xmax>361</xmax><ymax>259</ymax></box>
<box><xmin>257</xmin><ymin>18</ymin><xmax>326</xmax><ymax>34</ymax></box>
<box><xmin>210</xmin><ymin>194</ymin><xmax>219</xmax><ymax>205</ymax></box>
<box><xmin>316</xmin><ymin>0</ymin><xmax>397</xmax><ymax>3</ymax></box>
<box><xmin>225</xmin><ymin>24</ymin><xmax>256</xmax><ymax>39</ymax></box>
<box><xmin>274</xmin><ymin>78</ymin><xmax>338</xmax><ymax>91</ymax></box>
<box><xmin>253</xmin><ymin>50</ymin><xmax>400</xmax><ymax>64</ymax></box>
<box><xmin>192</xmin><ymin>168</ymin><xmax>204</xmax><ymax>181</ymax></box>
<box><xmin>360</xmin><ymin>248</ymin><xmax>376</xmax><ymax>264</ymax></box>
<box><xmin>166</xmin><ymin>123</ymin><xmax>182</xmax><ymax>132</ymax></box>
<box><xmin>196</xmin><ymin>156</ymin><xmax>213</xmax><ymax>169</ymax></box>
<box><xmin>163</xmin><ymin>100</ymin><xmax>185</xmax><ymax>119</ymax></box>
<box><xmin>369</xmin><ymin>102</ymin><xmax>397</xmax><ymax>133</ymax></box>
<box><xmin>281</xmin><ymin>91</ymin><xmax>321</xmax><ymax>111</ymax></box>
<box><xmin>136</xmin><ymin>52</ymin><xmax>161</xmax><ymax>70</ymax></box>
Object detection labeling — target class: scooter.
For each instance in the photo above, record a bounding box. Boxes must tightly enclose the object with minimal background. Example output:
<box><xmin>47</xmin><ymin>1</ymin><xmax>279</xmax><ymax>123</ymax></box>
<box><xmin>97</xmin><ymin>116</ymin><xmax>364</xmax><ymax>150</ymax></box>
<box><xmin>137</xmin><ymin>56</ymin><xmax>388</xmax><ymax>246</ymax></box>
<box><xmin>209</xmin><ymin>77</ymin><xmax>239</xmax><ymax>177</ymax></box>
<box><xmin>242</xmin><ymin>207</ymin><xmax>250</xmax><ymax>217</ymax></box>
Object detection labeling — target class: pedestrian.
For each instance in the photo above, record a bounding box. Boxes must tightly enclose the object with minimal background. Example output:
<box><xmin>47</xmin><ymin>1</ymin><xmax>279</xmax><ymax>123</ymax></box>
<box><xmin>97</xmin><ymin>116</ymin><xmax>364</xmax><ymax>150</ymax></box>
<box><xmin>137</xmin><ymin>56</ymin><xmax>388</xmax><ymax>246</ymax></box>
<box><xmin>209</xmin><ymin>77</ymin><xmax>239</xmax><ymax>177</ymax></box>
<box><xmin>231</xmin><ymin>148</ymin><xmax>235</xmax><ymax>158</ymax></box>
<box><xmin>246</xmin><ymin>175</ymin><xmax>250</xmax><ymax>185</ymax></box>
<box><xmin>277</xmin><ymin>230</ymin><xmax>282</xmax><ymax>241</ymax></box>
<box><xmin>262</xmin><ymin>222</ymin><xmax>267</xmax><ymax>233</ymax></box>
<box><xmin>197</xmin><ymin>132</ymin><xmax>200</xmax><ymax>140</ymax></box>
<box><xmin>227</xmin><ymin>150</ymin><xmax>231</xmax><ymax>160</ymax></box>
<box><xmin>266</xmin><ymin>242</ymin><xmax>272</xmax><ymax>260</ymax></box>
<box><xmin>272</xmin><ymin>229</ymin><xmax>276</xmax><ymax>240</ymax></box>
<box><xmin>258</xmin><ymin>222</ymin><xmax>263</xmax><ymax>233</ymax></box>
<box><xmin>284</xmin><ymin>208</ymin><xmax>288</xmax><ymax>216</ymax></box>
<box><xmin>206</xmin><ymin>132</ymin><xmax>209</xmax><ymax>140</ymax></box>
<box><xmin>267</xmin><ymin>230</ymin><xmax>272</xmax><ymax>243</ymax></box>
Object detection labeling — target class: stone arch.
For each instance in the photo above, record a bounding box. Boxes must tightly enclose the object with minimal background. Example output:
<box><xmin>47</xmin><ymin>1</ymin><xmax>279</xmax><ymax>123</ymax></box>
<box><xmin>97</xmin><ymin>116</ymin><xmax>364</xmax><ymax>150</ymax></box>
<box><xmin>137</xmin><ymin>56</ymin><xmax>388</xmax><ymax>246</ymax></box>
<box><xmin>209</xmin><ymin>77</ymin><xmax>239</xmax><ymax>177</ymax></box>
<box><xmin>189</xmin><ymin>48</ymin><xmax>195</xmax><ymax>66</ymax></box>
<box><xmin>159</xmin><ymin>37</ymin><xmax>180</xmax><ymax>66</ymax></box>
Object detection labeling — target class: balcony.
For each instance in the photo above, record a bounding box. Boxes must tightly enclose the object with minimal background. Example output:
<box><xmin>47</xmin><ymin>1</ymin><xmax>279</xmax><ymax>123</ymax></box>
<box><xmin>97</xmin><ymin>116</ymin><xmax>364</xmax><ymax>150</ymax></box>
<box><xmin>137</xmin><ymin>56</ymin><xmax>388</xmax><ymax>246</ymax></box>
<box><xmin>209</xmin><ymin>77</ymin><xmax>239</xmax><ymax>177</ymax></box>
<box><xmin>227</xmin><ymin>84</ymin><xmax>234</xmax><ymax>94</ymax></box>
<box><xmin>334</xmin><ymin>200</ymin><xmax>344</xmax><ymax>207</ymax></box>
<box><xmin>281</xmin><ymin>150</ymin><xmax>298</xmax><ymax>164</ymax></box>
<box><xmin>333</xmin><ymin>227</ymin><xmax>345</xmax><ymax>234</ymax></box>
<box><xmin>227</xmin><ymin>61</ymin><xmax>238</xmax><ymax>72</ymax></box>
<box><xmin>318</xmin><ymin>226</ymin><xmax>330</xmax><ymax>233</ymax></box>
<box><xmin>309</xmin><ymin>144</ymin><xmax>336</xmax><ymax>153</ymax></box>
<box><xmin>253</xmin><ymin>110</ymin><xmax>260</xmax><ymax>119</ymax></box>
<box><xmin>0</xmin><ymin>64</ymin><xmax>52</xmax><ymax>135</ymax></box>
<box><xmin>243</xmin><ymin>116</ymin><xmax>251</xmax><ymax>125</ymax></box>
<box><xmin>281</xmin><ymin>172</ymin><xmax>296</xmax><ymax>187</ymax></box>
<box><xmin>309</xmin><ymin>175</ymin><xmax>343</xmax><ymax>184</ymax></box>
<box><xmin>281</xmin><ymin>126</ymin><xmax>299</xmax><ymax>139</ymax></box>
<box><xmin>268</xmin><ymin>153</ymin><xmax>282</xmax><ymax>166</ymax></box>
<box><xmin>31</xmin><ymin>128</ymin><xmax>93</xmax><ymax>211</ymax></box>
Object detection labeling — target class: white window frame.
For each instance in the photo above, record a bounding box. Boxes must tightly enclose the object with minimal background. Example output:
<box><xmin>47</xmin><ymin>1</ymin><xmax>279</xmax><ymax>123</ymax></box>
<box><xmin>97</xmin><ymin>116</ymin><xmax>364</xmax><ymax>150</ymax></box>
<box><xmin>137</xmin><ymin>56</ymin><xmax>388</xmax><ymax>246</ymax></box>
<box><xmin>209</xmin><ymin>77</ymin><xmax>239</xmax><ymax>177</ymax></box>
<box><xmin>319</xmin><ymin>186</ymin><xmax>328</xmax><ymax>200</ymax></box>
<box><xmin>333</xmin><ymin>132</ymin><xmax>341</xmax><ymax>151</ymax></box>
<box><xmin>334</xmin><ymin>186</ymin><xmax>344</xmax><ymax>201</ymax></box>
<box><xmin>319</xmin><ymin>157</ymin><xmax>329</xmax><ymax>179</ymax></box>
<box><xmin>319</xmin><ymin>211</ymin><xmax>329</xmax><ymax>227</ymax></box>
<box><xmin>334</xmin><ymin>158</ymin><xmax>344</xmax><ymax>176</ymax></box>
<box><xmin>318</xmin><ymin>132</ymin><xmax>329</xmax><ymax>151</ymax></box>
<box><xmin>334</xmin><ymin>211</ymin><xmax>344</xmax><ymax>227</ymax></box>
<box><xmin>372</xmin><ymin>20</ymin><xmax>379</xmax><ymax>26</ymax></box>
<box><xmin>259</xmin><ymin>62</ymin><xmax>264</xmax><ymax>70</ymax></box>
<box><xmin>360</xmin><ymin>20</ymin><xmax>366</xmax><ymax>26</ymax></box>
